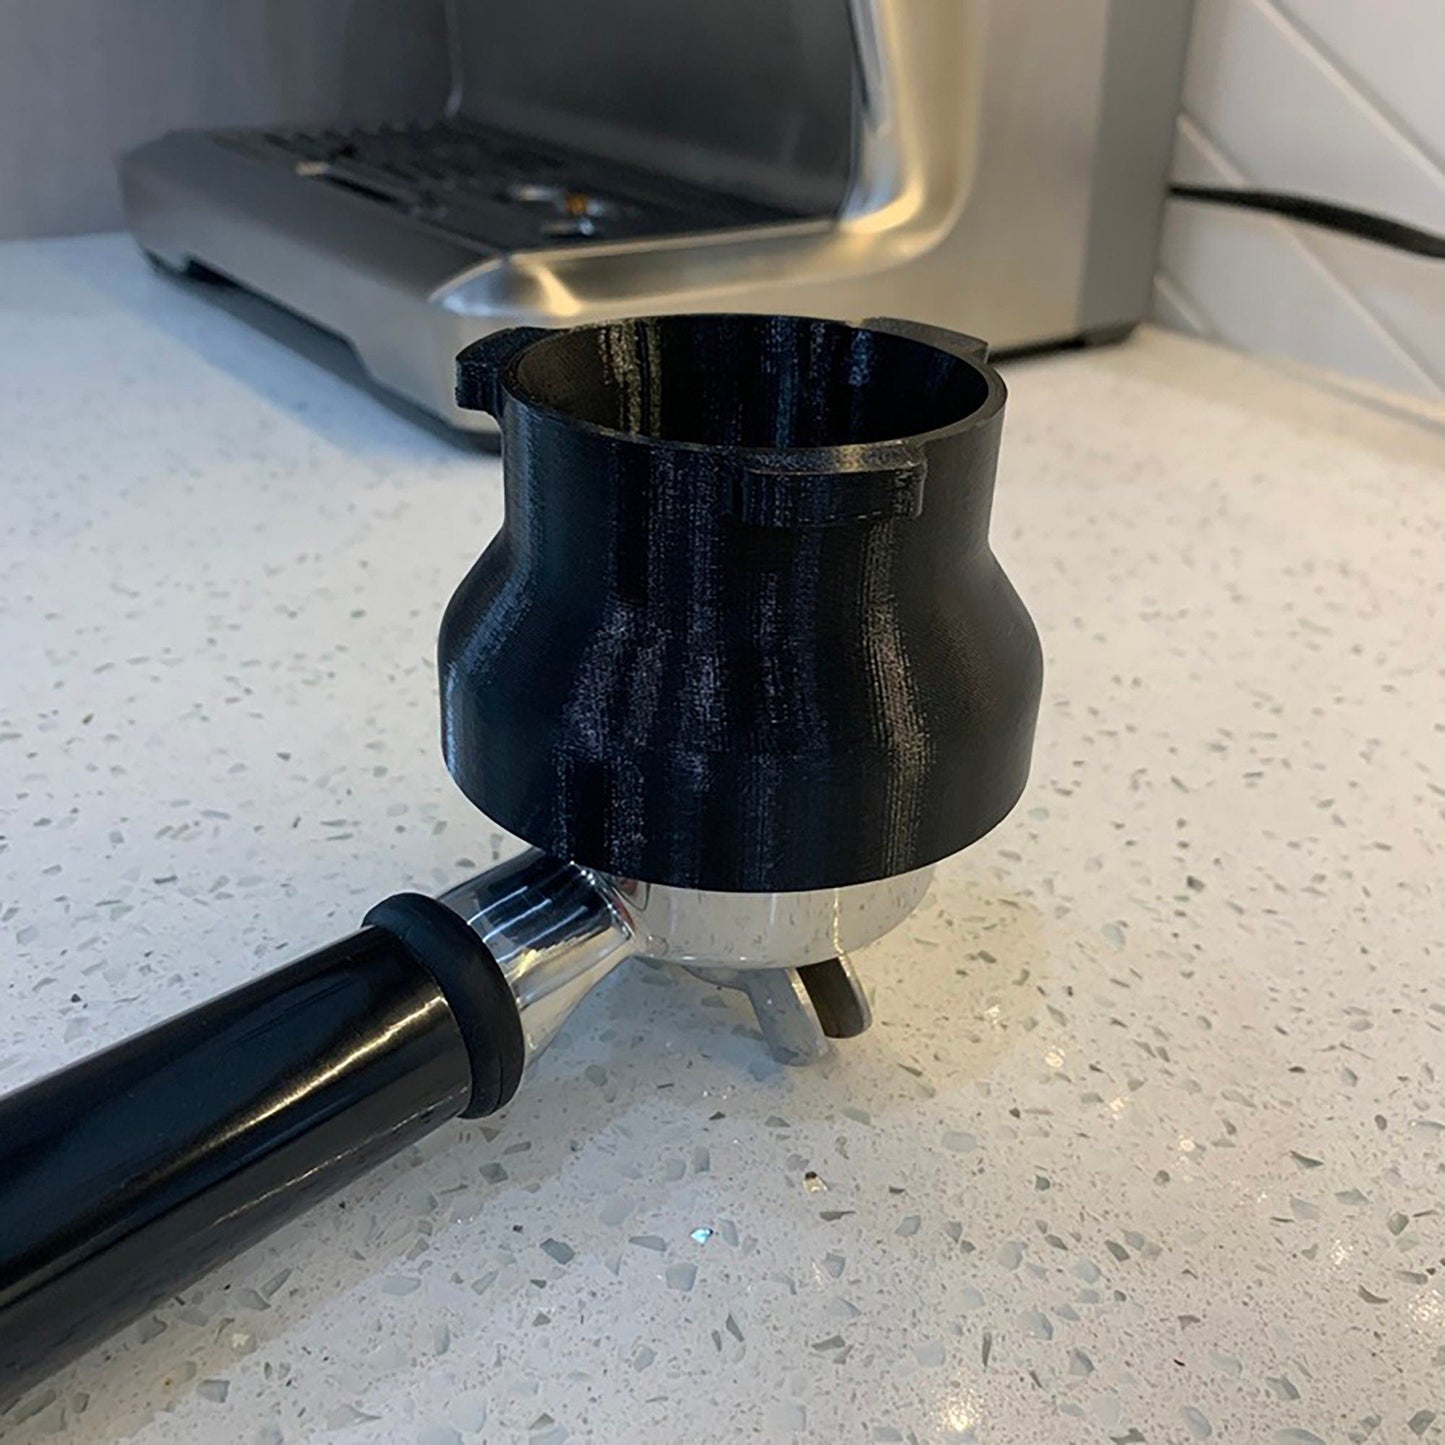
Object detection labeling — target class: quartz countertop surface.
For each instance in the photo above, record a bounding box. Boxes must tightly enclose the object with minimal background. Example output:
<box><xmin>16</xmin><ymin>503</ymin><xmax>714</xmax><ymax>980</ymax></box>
<box><xmin>1</xmin><ymin>235</ymin><xmax>1442</xmax><ymax>1445</ymax></box>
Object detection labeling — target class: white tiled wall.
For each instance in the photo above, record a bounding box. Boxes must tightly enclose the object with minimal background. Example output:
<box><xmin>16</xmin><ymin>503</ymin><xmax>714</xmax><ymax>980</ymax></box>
<box><xmin>1154</xmin><ymin>0</ymin><xmax>1445</xmax><ymax>401</ymax></box>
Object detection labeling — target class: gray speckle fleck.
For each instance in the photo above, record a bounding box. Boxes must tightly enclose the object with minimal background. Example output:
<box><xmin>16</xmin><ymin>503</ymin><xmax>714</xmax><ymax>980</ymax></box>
<box><xmin>665</xmin><ymin>1262</ymin><xmax>697</xmax><ymax>1292</ymax></box>
<box><xmin>260</xmin><ymin>1267</ymin><xmax>291</xmax><ymax>1298</ymax></box>
<box><xmin>1182</xmin><ymin>1406</ymin><xmax>1213</xmax><ymax>1439</ymax></box>
<box><xmin>942</xmin><ymin>1130</ymin><xmax>977</xmax><ymax>1153</ymax></box>
<box><xmin>197</xmin><ymin>1379</ymin><xmax>230</xmax><ymax>1404</ymax></box>
<box><xmin>451</xmin><ymin>1394</ymin><xmax>489</xmax><ymax>1432</ymax></box>
<box><xmin>766</xmin><ymin>1402</ymin><xmax>806</xmax><ymax>1434</ymax></box>
<box><xmin>541</xmin><ymin>1237</ymin><xmax>575</xmax><ymax>1265</ymax></box>
<box><xmin>1408</xmin><ymin>1410</ymin><xmax>1437</xmax><ymax>1437</ymax></box>
<box><xmin>629</xmin><ymin>1234</ymin><xmax>667</xmax><ymax>1252</ymax></box>
<box><xmin>381</xmin><ymin>1275</ymin><xmax>422</xmax><ymax>1295</ymax></box>
<box><xmin>912</xmin><ymin>1338</ymin><xmax>945</xmax><ymax>1367</ymax></box>
<box><xmin>895</xmin><ymin>1214</ymin><xmax>921</xmax><ymax>1237</ymax></box>
<box><xmin>326</xmin><ymin>1404</ymin><xmax>380</xmax><ymax>1428</ymax></box>
<box><xmin>598</xmin><ymin>1195</ymin><xmax>633</xmax><ymax>1226</ymax></box>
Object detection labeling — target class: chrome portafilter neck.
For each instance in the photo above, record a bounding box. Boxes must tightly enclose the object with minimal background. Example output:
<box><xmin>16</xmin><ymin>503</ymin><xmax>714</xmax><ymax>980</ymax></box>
<box><xmin>437</xmin><ymin>850</ymin><xmax>638</xmax><ymax>1066</ymax></box>
<box><xmin>437</xmin><ymin>848</ymin><xmax>933</xmax><ymax>1070</ymax></box>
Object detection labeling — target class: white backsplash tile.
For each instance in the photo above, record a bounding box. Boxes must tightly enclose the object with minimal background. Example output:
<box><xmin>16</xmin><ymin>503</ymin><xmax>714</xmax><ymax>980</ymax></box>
<box><xmin>1156</xmin><ymin>0</ymin><xmax>1445</xmax><ymax>401</ymax></box>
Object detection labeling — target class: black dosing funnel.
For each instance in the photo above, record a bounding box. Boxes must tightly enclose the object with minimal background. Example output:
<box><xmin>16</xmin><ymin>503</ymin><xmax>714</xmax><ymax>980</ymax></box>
<box><xmin>442</xmin><ymin>315</ymin><xmax>1043</xmax><ymax>892</ymax></box>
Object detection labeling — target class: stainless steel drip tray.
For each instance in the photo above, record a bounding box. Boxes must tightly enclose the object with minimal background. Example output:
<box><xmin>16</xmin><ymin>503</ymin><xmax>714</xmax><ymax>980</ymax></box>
<box><xmin>211</xmin><ymin>118</ymin><xmax>801</xmax><ymax>253</ymax></box>
<box><xmin>119</xmin><ymin>119</ymin><xmax>818</xmax><ymax>429</ymax></box>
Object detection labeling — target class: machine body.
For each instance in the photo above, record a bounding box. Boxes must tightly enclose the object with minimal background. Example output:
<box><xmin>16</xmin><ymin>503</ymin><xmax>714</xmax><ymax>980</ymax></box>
<box><xmin>118</xmin><ymin>0</ymin><xmax>1194</xmax><ymax>429</ymax></box>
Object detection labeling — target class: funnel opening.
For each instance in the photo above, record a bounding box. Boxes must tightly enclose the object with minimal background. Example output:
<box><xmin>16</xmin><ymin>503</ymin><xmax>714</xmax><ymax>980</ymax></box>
<box><xmin>508</xmin><ymin>315</ymin><xmax>990</xmax><ymax>449</ymax></box>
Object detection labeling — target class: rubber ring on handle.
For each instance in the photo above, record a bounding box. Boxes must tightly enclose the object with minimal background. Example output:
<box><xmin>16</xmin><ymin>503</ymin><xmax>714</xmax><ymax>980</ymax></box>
<box><xmin>364</xmin><ymin>893</ymin><xmax>525</xmax><ymax>1117</ymax></box>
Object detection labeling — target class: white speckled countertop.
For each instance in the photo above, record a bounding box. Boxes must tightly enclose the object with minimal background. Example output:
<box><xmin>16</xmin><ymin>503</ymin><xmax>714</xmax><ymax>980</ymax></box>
<box><xmin>1</xmin><ymin>235</ymin><xmax>1443</xmax><ymax>1445</ymax></box>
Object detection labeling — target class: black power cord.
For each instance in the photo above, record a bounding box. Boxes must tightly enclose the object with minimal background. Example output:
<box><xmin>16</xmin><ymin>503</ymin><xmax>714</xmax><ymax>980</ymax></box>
<box><xmin>1169</xmin><ymin>184</ymin><xmax>1445</xmax><ymax>260</ymax></box>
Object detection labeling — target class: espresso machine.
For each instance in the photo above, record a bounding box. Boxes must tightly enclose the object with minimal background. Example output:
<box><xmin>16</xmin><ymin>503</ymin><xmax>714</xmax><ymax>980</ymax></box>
<box><xmin>119</xmin><ymin>0</ymin><xmax>1192</xmax><ymax>431</ymax></box>
<box><xmin>0</xmin><ymin>314</ymin><xmax>1041</xmax><ymax>1402</ymax></box>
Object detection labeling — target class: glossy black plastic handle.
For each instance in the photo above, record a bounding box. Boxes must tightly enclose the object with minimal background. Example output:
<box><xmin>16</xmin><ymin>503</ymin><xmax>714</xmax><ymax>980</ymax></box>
<box><xmin>0</xmin><ymin>895</ymin><xmax>519</xmax><ymax>1407</ymax></box>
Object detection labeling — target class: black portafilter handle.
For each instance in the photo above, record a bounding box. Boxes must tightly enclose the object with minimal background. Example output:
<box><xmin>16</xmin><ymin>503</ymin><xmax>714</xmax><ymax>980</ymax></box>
<box><xmin>0</xmin><ymin>892</ymin><xmax>524</xmax><ymax>1406</ymax></box>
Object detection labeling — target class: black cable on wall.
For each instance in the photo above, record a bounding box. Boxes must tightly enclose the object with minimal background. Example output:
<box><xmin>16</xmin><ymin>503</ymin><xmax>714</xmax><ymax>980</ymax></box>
<box><xmin>1169</xmin><ymin>184</ymin><xmax>1445</xmax><ymax>260</ymax></box>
